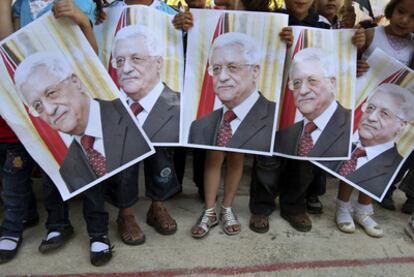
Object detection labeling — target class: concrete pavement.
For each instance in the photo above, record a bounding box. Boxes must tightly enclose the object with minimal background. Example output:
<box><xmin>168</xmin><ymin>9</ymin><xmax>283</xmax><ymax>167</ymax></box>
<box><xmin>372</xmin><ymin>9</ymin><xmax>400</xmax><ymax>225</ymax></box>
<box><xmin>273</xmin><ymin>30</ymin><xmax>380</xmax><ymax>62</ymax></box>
<box><xmin>1</xmin><ymin>155</ymin><xmax>414</xmax><ymax>276</ymax></box>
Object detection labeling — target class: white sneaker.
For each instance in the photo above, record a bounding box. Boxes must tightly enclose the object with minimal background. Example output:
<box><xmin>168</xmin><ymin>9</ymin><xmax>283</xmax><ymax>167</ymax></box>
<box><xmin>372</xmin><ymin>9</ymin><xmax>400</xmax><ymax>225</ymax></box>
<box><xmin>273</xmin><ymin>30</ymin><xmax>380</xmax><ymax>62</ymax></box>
<box><xmin>335</xmin><ymin>199</ymin><xmax>355</xmax><ymax>233</ymax></box>
<box><xmin>354</xmin><ymin>203</ymin><xmax>383</xmax><ymax>238</ymax></box>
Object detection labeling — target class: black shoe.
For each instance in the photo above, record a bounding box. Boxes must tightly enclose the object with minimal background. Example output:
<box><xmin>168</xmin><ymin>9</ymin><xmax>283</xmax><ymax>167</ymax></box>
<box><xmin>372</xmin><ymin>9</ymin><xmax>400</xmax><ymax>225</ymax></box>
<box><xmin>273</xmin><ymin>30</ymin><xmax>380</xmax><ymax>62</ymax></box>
<box><xmin>0</xmin><ymin>236</ymin><xmax>22</xmax><ymax>264</ymax></box>
<box><xmin>306</xmin><ymin>196</ymin><xmax>323</xmax><ymax>214</ymax></box>
<box><xmin>402</xmin><ymin>198</ymin><xmax>414</xmax><ymax>214</ymax></box>
<box><xmin>380</xmin><ymin>194</ymin><xmax>396</xmax><ymax>211</ymax></box>
<box><xmin>90</xmin><ymin>236</ymin><xmax>113</xmax><ymax>266</ymax></box>
<box><xmin>23</xmin><ymin>215</ymin><xmax>39</xmax><ymax>229</ymax></box>
<box><xmin>38</xmin><ymin>226</ymin><xmax>74</xmax><ymax>253</ymax></box>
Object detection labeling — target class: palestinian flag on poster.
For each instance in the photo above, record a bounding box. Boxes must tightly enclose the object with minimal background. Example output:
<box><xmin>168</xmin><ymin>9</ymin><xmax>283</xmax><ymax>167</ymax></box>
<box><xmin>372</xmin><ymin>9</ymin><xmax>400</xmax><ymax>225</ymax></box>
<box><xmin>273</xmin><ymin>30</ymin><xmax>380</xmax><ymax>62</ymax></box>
<box><xmin>107</xmin><ymin>9</ymin><xmax>129</xmax><ymax>88</ymax></box>
<box><xmin>0</xmin><ymin>44</ymin><xmax>67</xmax><ymax>165</ymax></box>
<box><xmin>196</xmin><ymin>13</ymin><xmax>229</xmax><ymax>119</ymax></box>
<box><xmin>279</xmin><ymin>29</ymin><xmax>307</xmax><ymax>129</ymax></box>
<box><xmin>353</xmin><ymin>69</ymin><xmax>411</xmax><ymax>132</ymax></box>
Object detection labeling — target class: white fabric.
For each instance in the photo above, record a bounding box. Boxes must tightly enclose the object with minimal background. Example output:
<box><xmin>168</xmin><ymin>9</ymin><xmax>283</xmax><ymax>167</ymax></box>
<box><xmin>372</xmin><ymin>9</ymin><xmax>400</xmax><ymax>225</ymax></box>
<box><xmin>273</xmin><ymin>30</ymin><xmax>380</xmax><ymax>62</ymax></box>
<box><xmin>74</xmin><ymin>99</ymin><xmax>105</xmax><ymax>157</ymax></box>
<box><xmin>29</xmin><ymin>0</ymin><xmax>54</xmax><ymax>19</ymax></box>
<box><xmin>91</xmin><ymin>241</ymin><xmax>109</xmax><ymax>252</ymax></box>
<box><xmin>362</xmin><ymin>26</ymin><xmax>414</xmax><ymax>66</ymax></box>
<box><xmin>222</xmin><ymin>90</ymin><xmax>260</xmax><ymax>135</ymax></box>
<box><xmin>303</xmin><ymin>100</ymin><xmax>338</xmax><ymax>143</ymax></box>
<box><xmin>335</xmin><ymin>199</ymin><xmax>354</xmax><ymax>224</ymax></box>
<box><xmin>46</xmin><ymin>231</ymin><xmax>61</xmax><ymax>241</ymax></box>
<box><xmin>0</xmin><ymin>236</ymin><xmax>19</xmax><ymax>251</ymax></box>
<box><xmin>354</xmin><ymin>202</ymin><xmax>377</xmax><ymax>228</ymax></box>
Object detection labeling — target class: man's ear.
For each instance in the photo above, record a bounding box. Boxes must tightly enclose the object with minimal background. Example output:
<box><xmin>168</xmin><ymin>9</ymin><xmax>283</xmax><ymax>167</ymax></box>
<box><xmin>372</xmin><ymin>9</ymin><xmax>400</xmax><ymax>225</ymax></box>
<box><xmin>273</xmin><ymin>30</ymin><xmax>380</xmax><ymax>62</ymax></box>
<box><xmin>156</xmin><ymin>56</ymin><xmax>164</xmax><ymax>72</ymax></box>
<box><xmin>70</xmin><ymin>73</ymin><xmax>81</xmax><ymax>88</ymax></box>
<box><xmin>253</xmin><ymin>64</ymin><xmax>260</xmax><ymax>81</ymax></box>
<box><xmin>396</xmin><ymin>120</ymin><xmax>407</xmax><ymax>136</ymax></box>
<box><xmin>329</xmin><ymin>76</ymin><xmax>336</xmax><ymax>88</ymax></box>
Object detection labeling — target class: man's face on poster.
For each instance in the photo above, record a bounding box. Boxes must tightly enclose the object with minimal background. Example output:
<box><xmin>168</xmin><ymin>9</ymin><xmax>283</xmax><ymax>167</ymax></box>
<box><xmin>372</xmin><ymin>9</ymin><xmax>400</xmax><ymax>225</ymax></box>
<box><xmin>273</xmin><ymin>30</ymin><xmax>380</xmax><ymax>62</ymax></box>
<box><xmin>20</xmin><ymin>66</ymin><xmax>90</xmax><ymax>136</ymax></box>
<box><xmin>289</xmin><ymin>59</ymin><xmax>336</xmax><ymax>121</ymax></box>
<box><xmin>210</xmin><ymin>44</ymin><xmax>259</xmax><ymax>109</ymax></box>
<box><xmin>358</xmin><ymin>90</ymin><xmax>407</xmax><ymax>147</ymax></box>
<box><xmin>114</xmin><ymin>36</ymin><xmax>162</xmax><ymax>101</ymax></box>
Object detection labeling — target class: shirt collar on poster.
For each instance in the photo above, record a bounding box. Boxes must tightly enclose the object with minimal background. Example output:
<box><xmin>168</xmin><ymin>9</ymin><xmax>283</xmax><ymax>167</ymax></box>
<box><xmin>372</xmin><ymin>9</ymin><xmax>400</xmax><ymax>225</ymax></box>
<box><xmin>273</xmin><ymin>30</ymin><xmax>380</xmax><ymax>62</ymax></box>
<box><xmin>355</xmin><ymin>139</ymin><xmax>395</xmax><ymax>162</ymax></box>
<box><xmin>303</xmin><ymin>100</ymin><xmax>337</xmax><ymax>134</ymax></box>
<box><xmin>123</xmin><ymin>81</ymin><xmax>164</xmax><ymax>122</ymax></box>
<box><xmin>222</xmin><ymin>90</ymin><xmax>260</xmax><ymax>123</ymax></box>
<box><xmin>74</xmin><ymin>99</ymin><xmax>106</xmax><ymax>156</ymax></box>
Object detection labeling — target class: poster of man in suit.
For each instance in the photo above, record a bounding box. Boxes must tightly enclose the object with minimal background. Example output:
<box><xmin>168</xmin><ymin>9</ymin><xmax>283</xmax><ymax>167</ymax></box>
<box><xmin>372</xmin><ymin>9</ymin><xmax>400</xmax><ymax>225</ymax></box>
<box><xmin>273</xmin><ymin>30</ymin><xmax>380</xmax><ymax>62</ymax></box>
<box><xmin>0</xmin><ymin>13</ymin><xmax>154</xmax><ymax>200</ymax></box>
<box><xmin>182</xmin><ymin>8</ymin><xmax>289</xmax><ymax>155</ymax></box>
<box><xmin>315</xmin><ymin>49</ymin><xmax>414</xmax><ymax>201</ymax></box>
<box><xmin>275</xmin><ymin>27</ymin><xmax>357</xmax><ymax>160</ymax></box>
<box><xmin>94</xmin><ymin>5</ymin><xmax>184</xmax><ymax>146</ymax></box>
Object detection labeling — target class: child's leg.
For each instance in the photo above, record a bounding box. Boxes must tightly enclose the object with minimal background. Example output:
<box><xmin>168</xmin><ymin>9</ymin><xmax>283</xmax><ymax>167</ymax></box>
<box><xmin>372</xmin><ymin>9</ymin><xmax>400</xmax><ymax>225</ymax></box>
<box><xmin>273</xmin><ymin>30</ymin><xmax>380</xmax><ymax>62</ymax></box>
<box><xmin>204</xmin><ymin>150</ymin><xmax>225</xmax><ymax>209</ymax></box>
<box><xmin>222</xmin><ymin>152</ymin><xmax>244</xmax><ymax>208</ymax></box>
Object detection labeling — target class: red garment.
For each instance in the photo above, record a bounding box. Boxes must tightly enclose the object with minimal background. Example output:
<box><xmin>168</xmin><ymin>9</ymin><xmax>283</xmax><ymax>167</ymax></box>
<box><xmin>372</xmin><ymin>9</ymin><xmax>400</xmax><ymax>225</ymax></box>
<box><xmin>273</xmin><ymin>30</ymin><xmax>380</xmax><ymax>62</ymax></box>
<box><xmin>0</xmin><ymin>116</ymin><xmax>18</xmax><ymax>143</ymax></box>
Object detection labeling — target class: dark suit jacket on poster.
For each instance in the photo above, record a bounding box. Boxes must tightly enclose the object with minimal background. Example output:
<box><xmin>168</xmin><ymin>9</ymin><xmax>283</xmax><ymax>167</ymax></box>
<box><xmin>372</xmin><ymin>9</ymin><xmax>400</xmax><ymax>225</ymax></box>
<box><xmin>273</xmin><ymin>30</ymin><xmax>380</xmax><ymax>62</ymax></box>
<box><xmin>59</xmin><ymin>98</ymin><xmax>152</xmax><ymax>193</ymax></box>
<box><xmin>142</xmin><ymin>84</ymin><xmax>180</xmax><ymax>143</ymax></box>
<box><xmin>188</xmin><ymin>94</ymin><xmax>276</xmax><ymax>152</ymax></box>
<box><xmin>322</xmin><ymin>145</ymin><xmax>403</xmax><ymax>198</ymax></box>
<box><xmin>275</xmin><ymin>102</ymin><xmax>351</xmax><ymax>157</ymax></box>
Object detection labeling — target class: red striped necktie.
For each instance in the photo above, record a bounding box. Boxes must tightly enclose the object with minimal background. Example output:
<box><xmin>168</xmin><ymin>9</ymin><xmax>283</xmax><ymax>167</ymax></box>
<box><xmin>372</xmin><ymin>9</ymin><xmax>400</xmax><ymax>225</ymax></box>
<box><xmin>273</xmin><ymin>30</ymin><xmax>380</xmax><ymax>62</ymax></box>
<box><xmin>298</xmin><ymin>122</ymin><xmax>317</xmax><ymax>156</ymax></box>
<box><xmin>216</xmin><ymin>110</ymin><xmax>237</xmax><ymax>147</ymax></box>
<box><xmin>80</xmin><ymin>135</ymin><xmax>107</xmax><ymax>177</ymax></box>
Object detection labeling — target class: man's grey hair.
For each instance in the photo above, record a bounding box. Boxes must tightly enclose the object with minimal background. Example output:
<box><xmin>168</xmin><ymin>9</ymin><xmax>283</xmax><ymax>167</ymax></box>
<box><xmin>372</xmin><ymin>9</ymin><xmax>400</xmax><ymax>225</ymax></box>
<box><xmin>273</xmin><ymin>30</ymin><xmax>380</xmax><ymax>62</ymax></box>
<box><xmin>14</xmin><ymin>52</ymin><xmax>73</xmax><ymax>104</ymax></box>
<box><xmin>368</xmin><ymin>83</ymin><xmax>414</xmax><ymax>122</ymax></box>
<box><xmin>112</xmin><ymin>24</ymin><xmax>163</xmax><ymax>58</ymax></box>
<box><xmin>288</xmin><ymin>47</ymin><xmax>338</xmax><ymax>80</ymax></box>
<box><xmin>208</xmin><ymin>32</ymin><xmax>262</xmax><ymax>65</ymax></box>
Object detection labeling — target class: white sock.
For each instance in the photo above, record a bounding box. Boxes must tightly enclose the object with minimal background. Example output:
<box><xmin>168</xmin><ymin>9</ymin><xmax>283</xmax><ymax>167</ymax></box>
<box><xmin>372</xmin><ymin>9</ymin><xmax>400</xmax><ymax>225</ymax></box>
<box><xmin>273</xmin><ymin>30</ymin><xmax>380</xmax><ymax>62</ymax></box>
<box><xmin>335</xmin><ymin>199</ymin><xmax>353</xmax><ymax>223</ymax></box>
<box><xmin>0</xmin><ymin>236</ymin><xmax>19</xmax><ymax>251</ymax></box>
<box><xmin>46</xmin><ymin>231</ymin><xmax>61</xmax><ymax>241</ymax></box>
<box><xmin>354</xmin><ymin>202</ymin><xmax>377</xmax><ymax>227</ymax></box>
<box><xmin>91</xmin><ymin>242</ymin><xmax>109</xmax><ymax>252</ymax></box>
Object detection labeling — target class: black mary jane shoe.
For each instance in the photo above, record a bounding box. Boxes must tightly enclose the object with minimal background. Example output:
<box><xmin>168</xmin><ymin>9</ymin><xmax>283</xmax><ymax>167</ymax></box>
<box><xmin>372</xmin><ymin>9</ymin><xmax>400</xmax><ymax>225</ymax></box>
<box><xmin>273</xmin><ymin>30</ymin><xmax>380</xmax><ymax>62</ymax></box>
<box><xmin>90</xmin><ymin>236</ymin><xmax>113</xmax><ymax>266</ymax></box>
<box><xmin>0</xmin><ymin>236</ymin><xmax>22</xmax><ymax>264</ymax></box>
<box><xmin>38</xmin><ymin>226</ymin><xmax>74</xmax><ymax>253</ymax></box>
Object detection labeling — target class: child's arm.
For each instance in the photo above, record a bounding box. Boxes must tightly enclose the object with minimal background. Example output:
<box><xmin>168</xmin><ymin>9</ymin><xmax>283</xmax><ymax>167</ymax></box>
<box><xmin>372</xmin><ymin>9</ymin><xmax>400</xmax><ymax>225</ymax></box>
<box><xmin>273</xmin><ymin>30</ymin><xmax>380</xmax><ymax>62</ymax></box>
<box><xmin>172</xmin><ymin>10</ymin><xmax>194</xmax><ymax>31</ymax></box>
<box><xmin>53</xmin><ymin>0</ymin><xmax>98</xmax><ymax>53</ymax></box>
<box><xmin>351</xmin><ymin>27</ymin><xmax>366</xmax><ymax>50</ymax></box>
<box><xmin>0</xmin><ymin>0</ymin><xmax>13</xmax><ymax>40</ymax></box>
<box><xmin>355</xmin><ymin>27</ymin><xmax>375</xmax><ymax>77</ymax></box>
<box><xmin>279</xmin><ymin>27</ymin><xmax>293</xmax><ymax>48</ymax></box>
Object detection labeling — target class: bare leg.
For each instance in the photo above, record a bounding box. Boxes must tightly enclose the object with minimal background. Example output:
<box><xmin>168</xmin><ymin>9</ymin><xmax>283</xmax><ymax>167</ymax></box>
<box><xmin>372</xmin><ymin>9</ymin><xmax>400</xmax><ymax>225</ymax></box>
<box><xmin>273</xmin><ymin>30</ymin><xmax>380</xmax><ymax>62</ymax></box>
<box><xmin>222</xmin><ymin>152</ymin><xmax>244</xmax><ymax>207</ymax></box>
<box><xmin>221</xmin><ymin>152</ymin><xmax>244</xmax><ymax>233</ymax></box>
<box><xmin>204</xmin><ymin>150</ymin><xmax>225</xmax><ymax>209</ymax></box>
<box><xmin>357</xmin><ymin>193</ymin><xmax>372</xmax><ymax>205</ymax></box>
<box><xmin>337</xmin><ymin>180</ymin><xmax>353</xmax><ymax>202</ymax></box>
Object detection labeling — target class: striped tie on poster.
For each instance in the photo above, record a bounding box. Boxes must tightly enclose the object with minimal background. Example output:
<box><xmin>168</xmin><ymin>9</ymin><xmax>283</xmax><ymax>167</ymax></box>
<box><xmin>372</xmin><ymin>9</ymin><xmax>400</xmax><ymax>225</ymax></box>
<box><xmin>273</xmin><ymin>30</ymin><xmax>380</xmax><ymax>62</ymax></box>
<box><xmin>279</xmin><ymin>30</ymin><xmax>306</xmax><ymax>129</ymax></box>
<box><xmin>0</xmin><ymin>45</ymin><xmax>67</xmax><ymax>165</ymax></box>
<box><xmin>353</xmin><ymin>69</ymin><xmax>408</xmax><ymax>132</ymax></box>
<box><xmin>196</xmin><ymin>13</ymin><xmax>229</xmax><ymax>120</ymax></box>
<box><xmin>107</xmin><ymin>9</ymin><xmax>128</xmax><ymax>88</ymax></box>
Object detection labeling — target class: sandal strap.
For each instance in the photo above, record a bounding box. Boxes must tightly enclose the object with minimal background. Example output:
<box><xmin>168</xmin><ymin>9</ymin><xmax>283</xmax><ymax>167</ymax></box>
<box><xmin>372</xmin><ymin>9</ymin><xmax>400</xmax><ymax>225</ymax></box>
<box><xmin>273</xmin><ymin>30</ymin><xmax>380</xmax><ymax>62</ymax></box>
<box><xmin>220</xmin><ymin>207</ymin><xmax>240</xmax><ymax>228</ymax></box>
<box><xmin>195</xmin><ymin>209</ymin><xmax>217</xmax><ymax>232</ymax></box>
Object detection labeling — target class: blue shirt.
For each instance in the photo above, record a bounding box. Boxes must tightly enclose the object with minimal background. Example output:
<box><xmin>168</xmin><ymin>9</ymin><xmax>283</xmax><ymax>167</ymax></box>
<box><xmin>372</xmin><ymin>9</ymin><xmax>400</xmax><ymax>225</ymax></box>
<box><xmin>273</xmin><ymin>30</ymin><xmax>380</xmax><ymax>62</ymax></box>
<box><xmin>13</xmin><ymin>0</ymin><xmax>97</xmax><ymax>27</ymax></box>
